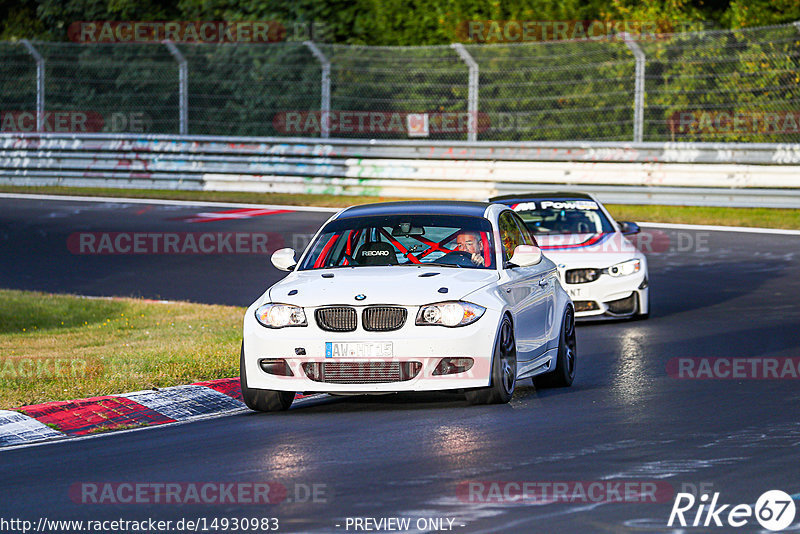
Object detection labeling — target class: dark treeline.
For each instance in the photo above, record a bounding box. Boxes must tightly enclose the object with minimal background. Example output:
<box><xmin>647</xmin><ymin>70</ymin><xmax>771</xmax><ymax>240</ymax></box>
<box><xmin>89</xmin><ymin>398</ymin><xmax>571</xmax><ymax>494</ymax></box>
<box><xmin>1</xmin><ymin>0</ymin><xmax>799</xmax><ymax>44</ymax></box>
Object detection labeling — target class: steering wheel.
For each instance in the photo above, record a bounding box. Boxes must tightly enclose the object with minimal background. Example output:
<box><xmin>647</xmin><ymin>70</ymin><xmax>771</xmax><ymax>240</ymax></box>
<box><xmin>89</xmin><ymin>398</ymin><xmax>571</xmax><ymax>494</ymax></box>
<box><xmin>436</xmin><ymin>251</ymin><xmax>475</xmax><ymax>267</ymax></box>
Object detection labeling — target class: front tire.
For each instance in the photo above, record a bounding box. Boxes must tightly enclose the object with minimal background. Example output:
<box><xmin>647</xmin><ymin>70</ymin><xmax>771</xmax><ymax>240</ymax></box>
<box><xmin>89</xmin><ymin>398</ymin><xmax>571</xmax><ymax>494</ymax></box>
<box><xmin>534</xmin><ymin>306</ymin><xmax>576</xmax><ymax>388</ymax></box>
<box><xmin>465</xmin><ymin>316</ymin><xmax>517</xmax><ymax>405</ymax></box>
<box><xmin>240</xmin><ymin>343</ymin><xmax>294</xmax><ymax>412</ymax></box>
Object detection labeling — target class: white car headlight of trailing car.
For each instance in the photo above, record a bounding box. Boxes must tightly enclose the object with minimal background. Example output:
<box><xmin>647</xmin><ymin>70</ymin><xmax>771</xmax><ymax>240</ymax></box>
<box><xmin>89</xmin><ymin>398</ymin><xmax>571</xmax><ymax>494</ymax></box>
<box><xmin>415</xmin><ymin>301</ymin><xmax>486</xmax><ymax>327</ymax></box>
<box><xmin>254</xmin><ymin>303</ymin><xmax>307</xmax><ymax>328</ymax></box>
<box><xmin>607</xmin><ymin>259</ymin><xmax>641</xmax><ymax>277</ymax></box>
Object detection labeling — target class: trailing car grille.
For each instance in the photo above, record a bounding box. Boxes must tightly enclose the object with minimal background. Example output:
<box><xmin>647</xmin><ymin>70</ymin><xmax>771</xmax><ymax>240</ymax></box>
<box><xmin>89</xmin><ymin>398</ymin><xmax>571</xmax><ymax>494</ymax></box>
<box><xmin>362</xmin><ymin>307</ymin><xmax>407</xmax><ymax>331</ymax></box>
<box><xmin>302</xmin><ymin>361</ymin><xmax>422</xmax><ymax>384</ymax></box>
<box><xmin>565</xmin><ymin>268</ymin><xmax>600</xmax><ymax>284</ymax></box>
<box><xmin>315</xmin><ymin>307</ymin><xmax>357</xmax><ymax>332</ymax></box>
<box><xmin>573</xmin><ymin>300</ymin><xmax>600</xmax><ymax>312</ymax></box>
<box><xmin>605</xmin><ymin>293</ymin><xmax>637</xmax><ymax>315</ymax></box>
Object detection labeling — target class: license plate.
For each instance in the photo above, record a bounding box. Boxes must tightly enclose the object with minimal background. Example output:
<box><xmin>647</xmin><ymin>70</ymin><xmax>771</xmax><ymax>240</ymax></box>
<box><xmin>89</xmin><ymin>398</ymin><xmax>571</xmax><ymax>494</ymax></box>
<box><xmin>568</xmin><ymin>288</ymin><xmax>581</xmax><ymax>298</ymax></box>
<box><xmin>325</xmin><ymin>342</ymin><xmax>393</xmax><ymax>358</ymax></box>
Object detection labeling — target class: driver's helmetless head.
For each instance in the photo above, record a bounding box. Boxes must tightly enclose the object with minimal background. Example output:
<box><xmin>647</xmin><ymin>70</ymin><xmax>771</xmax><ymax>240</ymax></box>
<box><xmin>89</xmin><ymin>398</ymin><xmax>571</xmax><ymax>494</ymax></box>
<box><xmin>456</xmin><ymin>232</ymin><xmax>482</xmax><ymax>253</ymax></box>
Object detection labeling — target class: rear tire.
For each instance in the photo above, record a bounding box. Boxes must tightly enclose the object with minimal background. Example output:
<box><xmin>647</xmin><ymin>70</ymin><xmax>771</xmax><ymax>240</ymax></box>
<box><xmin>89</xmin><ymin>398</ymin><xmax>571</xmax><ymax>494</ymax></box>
<box><xmin>534</xmin><ymin>307</ymin><xmax>576</xmax><ymax>388</ymax></box>
<box><xmin>466</xmin><ymin>317</ymin><xmax>517</xmax><ymax>405</ymax></box>
<box><xmin>240</xmin><ymin>343</ymin><xmax>294</xmax><ymax>412</ymax></box>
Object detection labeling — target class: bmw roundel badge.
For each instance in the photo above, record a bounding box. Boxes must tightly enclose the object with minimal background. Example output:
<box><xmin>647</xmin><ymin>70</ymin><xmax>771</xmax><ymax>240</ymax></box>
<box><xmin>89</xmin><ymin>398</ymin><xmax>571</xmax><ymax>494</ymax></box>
<box><xmin>355</xmin><ymin>294</ymin><xmax>367</xmax><ymax>301</ymax></box>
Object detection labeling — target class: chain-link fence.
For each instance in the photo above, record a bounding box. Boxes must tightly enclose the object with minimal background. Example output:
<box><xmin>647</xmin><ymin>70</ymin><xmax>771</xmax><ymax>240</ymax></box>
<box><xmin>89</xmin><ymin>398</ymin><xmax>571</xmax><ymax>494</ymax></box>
<box><xmin>1</xmin><ymin>22</ymin><xmax>799</xmax><ymax>142</ymax></box>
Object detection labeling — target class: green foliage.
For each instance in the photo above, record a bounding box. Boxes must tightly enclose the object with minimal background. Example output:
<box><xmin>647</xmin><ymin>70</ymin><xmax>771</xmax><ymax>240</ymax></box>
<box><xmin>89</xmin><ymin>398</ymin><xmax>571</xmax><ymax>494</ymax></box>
<box><xmin>0</xmin><ymin>0</ymin><xmax>48</xmax><ymax>40</ymax></box>
<box><xmin>641</xmin><ymin>24</ymin><xmax>800</xmax><ymax>142</ymax></box>
<box><xmin>0</xmin><ymin>291</ymin><xmax>127</xmax><ymax>333</ymax></box>
<box><xmin>3</xmin><ymin>0</ymin><xmax>800</xmax><ymax>44</ymax></box>
<box><xmin>724</xmin><ymin>0</ymin><xmax>800</xmax><ymax>29</ymax></box>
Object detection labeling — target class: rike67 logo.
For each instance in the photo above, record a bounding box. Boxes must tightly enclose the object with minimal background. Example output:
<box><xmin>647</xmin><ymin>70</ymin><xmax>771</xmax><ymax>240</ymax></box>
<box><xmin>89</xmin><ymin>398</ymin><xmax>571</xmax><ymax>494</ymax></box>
<box><xmin>669</xmin><ymin>490</ymin><xmax>796</xmax><ymax>531</ymax></box>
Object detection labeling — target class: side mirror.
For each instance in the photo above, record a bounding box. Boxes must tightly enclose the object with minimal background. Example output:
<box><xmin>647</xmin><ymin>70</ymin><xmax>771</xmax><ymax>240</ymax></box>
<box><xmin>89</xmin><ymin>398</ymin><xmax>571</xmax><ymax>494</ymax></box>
<box><xmin>619</xmin><ymin>221</ymin><xmax>640</xmax><ymax>235</ymax></box>
<box><xmin>271</xmin><ymin>248</ymin><xmax>297</xmax><ymax>271</ymax></box>
<box><xmin>507</xmin><ymin>245</ymin><xmax>542</xmax><ymax>268</ymax></box>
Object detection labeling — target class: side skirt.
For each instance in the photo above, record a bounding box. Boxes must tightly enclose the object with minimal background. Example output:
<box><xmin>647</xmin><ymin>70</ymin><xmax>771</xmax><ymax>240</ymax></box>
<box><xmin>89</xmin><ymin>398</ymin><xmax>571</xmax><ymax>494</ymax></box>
<box><xmin>517</xmin><ymin>348</ymin><xmax>558</xmax><ymax>380</ymax></box>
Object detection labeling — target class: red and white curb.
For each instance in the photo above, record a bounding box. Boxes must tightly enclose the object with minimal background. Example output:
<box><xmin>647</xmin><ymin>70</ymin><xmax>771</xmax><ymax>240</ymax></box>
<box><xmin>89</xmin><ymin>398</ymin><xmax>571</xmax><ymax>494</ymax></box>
<box><xmin>0</xmin><ymin>379</ymin><xmax>317</xmax><ymax>448</ymax></box>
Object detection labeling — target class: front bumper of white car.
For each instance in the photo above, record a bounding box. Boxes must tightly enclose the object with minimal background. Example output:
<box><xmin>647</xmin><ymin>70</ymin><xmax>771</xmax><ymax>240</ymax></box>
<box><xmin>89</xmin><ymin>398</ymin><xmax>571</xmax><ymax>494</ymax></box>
<box><xmin>242</xmin><ymin>304</ymin><xmax>501</xmax><ymax>393</ymax></box>
<box><xmin>559</xmin><ymin>269</ymin><xmax>649</xmax><ymax>319</ymax></box>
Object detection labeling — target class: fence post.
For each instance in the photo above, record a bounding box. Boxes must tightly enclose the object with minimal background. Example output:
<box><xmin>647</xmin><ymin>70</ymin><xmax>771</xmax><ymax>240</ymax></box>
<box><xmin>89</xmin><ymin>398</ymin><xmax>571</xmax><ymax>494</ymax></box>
<box><xmin>164</xmin><ymin>40</ymin><xmax>188</xmax><ymax>135</ymax></box>
<box><xmin>622</xmin><ymin>33</ymin><xmax>645</xmax><ymax>143</ymax></box>
<box><xmin>20</xmin><ymin>40</ymin><xmax>45</xmax><ymax>132</ymax></box>
<box><xmin>304</xmin><ymin>41</ymin><xmax>331</xmax><ymax>139</ymax></box>
<box><xmin>451</xmin><ymin>43</ymin><xmax>479</xmax><ymax>142</ymax></box>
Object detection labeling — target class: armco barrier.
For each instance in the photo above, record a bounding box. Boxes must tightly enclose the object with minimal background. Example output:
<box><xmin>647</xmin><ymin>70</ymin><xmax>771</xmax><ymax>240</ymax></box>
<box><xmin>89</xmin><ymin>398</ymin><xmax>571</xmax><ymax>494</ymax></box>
<box><xmin>1</xmin><ymin>133</ymin><xmax>799</xmax><ymax>208</ymax></box>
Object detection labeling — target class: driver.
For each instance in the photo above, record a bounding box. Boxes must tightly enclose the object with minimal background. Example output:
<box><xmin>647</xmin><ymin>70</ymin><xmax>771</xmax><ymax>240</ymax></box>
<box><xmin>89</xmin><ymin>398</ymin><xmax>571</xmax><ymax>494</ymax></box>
<box><xmin>455</xmin><ymin>231</ymin><xmax>485</xmax><ymax>266</ymax></box>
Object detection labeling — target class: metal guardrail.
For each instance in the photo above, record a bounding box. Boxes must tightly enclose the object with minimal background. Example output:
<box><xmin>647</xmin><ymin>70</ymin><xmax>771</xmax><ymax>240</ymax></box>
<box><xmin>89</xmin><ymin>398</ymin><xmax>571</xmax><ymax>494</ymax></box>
<box><xmin>1</xmin><ymin>133</ymin><xmax>799</xmax><ymax>208</ymax></box>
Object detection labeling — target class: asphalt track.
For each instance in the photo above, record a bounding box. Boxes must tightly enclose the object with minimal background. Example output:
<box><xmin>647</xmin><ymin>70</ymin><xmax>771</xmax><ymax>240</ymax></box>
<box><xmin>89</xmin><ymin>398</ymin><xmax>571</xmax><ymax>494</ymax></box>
<box><xmin>1</xmin><ymin>195</ymin><xmax>799</xmax><ymax>533</ymax></box>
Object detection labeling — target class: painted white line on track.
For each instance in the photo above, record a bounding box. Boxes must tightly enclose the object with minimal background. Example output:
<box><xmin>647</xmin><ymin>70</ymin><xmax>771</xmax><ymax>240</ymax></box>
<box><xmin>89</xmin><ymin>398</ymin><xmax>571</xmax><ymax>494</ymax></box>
<box><xmin>639</xmin><ymin>221</ymin><xmax>800</xmax><ymax>235</ymax></box>
<box><xmin>0</xmin><ymin>193</ymin><xmax>341</xmax><ymax>213</ymax></box>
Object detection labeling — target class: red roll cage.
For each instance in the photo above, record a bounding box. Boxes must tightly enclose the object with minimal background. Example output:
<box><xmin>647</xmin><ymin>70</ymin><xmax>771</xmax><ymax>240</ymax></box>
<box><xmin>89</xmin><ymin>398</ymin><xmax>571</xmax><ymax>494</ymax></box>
<box><xmin>312</xmin><ymin>227</ymin><xmax>493</xmax><ymax>268</ymax></box>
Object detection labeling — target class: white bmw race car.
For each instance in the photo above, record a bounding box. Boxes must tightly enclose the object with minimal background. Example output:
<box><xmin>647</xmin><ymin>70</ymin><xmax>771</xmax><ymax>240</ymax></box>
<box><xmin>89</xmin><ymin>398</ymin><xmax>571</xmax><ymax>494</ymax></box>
<box><xmin>241</xmin><ymin>201</ymin><xmax>576</xmax><ymax>411</ymax></box>
<box><xmin>491</xmin><ymin>192</ymin><xmax>649</xmax><ymax>321</ymax></box>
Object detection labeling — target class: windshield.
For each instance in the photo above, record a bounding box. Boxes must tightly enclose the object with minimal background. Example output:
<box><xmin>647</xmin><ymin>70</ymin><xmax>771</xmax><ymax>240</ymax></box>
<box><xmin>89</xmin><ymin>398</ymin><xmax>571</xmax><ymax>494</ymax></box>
<box><xmin>506</xmin><ymin>199</ymin><xmax>614</xmax><ymax>235</ymax></box>
<box><xmin>298</xmin><ymin>214</ymin><xmax>496</xmax><ymax>270</ymax></box>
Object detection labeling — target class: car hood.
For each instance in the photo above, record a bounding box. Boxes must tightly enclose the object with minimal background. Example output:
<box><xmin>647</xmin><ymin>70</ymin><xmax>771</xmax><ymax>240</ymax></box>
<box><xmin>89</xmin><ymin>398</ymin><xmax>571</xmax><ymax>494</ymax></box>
<box><xmin>267</xmin><ymin>267</ymin><xmax>499</xmax><ymax>307</ymax></box>
<box><xmin>537</xmin><ymin>232</ymin><xmax>642</xmax><ymax>267</ymax></box>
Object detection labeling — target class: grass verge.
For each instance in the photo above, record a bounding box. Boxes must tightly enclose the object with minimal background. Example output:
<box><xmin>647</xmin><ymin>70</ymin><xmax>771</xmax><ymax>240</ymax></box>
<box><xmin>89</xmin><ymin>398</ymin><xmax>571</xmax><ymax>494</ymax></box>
<box><xmin>0</xmin><ymin>185</ymin><xmax>421</xmax><ymax>208</ymax></box>
<box><xmin>1</xmin><ymin>185</ymin><xmax>797</xmax><ymax>229</ymax></box>
<box><xmin>0</xmin><ymin>289</ymin><xmax>243</xmax><ymax>409</ymax></box>
<box><xmin>605</xmin><ymin>204</ymin><xmax>800</xmax><ymax>230</ymax></box>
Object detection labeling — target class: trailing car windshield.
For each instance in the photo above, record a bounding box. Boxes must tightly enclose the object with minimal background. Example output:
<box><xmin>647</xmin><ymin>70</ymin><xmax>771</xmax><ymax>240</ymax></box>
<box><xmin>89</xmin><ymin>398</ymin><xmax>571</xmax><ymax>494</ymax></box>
<box><xmin>507</xmin><ymin>199</ymin><xmax>615</xmax><ymax>235</ymax></box>
<box><xmin>298</xmin><ymin>214</ymin><xmax>496</xmax><ymax>270</ymax></box>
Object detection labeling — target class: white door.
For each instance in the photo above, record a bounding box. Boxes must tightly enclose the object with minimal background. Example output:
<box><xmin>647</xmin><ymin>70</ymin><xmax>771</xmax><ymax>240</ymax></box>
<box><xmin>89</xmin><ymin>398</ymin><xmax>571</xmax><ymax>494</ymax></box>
<box><xmin>497</xmin><ymin>211</ymin><xmax>551</xmax><ymax>361</ymax></box>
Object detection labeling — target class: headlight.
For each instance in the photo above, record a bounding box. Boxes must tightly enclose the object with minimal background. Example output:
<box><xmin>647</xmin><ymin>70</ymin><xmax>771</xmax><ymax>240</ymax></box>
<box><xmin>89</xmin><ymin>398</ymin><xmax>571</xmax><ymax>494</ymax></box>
<box><xmin>416</xmin><ymin>301</ymin><xmax>486</xmax><ymax>327</ymax></box>
<box><xmin>607</xmin><ymin>259</ymin><xmax>641</xmax><ymax>277</ymax></box>
<box><xmin>254</xmin><ymin>303</ymin><xmax>307</xmax><ymax>328</ymax></box>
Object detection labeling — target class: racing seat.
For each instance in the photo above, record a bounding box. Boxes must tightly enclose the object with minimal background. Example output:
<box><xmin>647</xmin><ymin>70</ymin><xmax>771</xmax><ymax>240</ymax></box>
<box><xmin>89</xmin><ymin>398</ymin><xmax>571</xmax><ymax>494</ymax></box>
<box><xmin>354</xmin><ymin>241</ymin><xmax>399</xmax><ymax>266</ymax></box>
